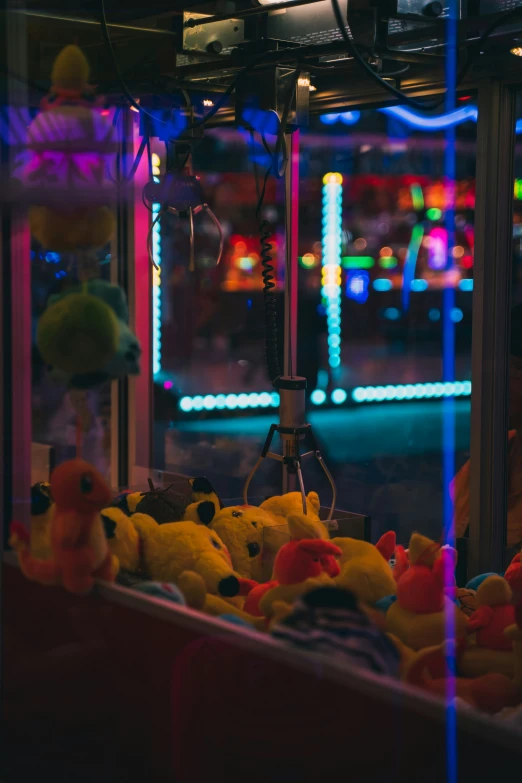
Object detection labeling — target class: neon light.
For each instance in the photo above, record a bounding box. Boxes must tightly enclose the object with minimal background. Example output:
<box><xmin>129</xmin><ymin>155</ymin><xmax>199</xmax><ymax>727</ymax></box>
<box><xmin>426</xmin><ymin>207</ymin><xmax>443</xmax><ymax>221</ymax></box>
<box><xmin>373</xmin><ymin>278</ymin><xmax>392</xmax><ymax>292</ymax></box>
<box><xmin>178</xmin><ymin>392</ymin><xmax>280</xmax><ymax>412</ymax></box>
<box><xmin>339</xmin><ymin>110</ymin><xmax>361</xmax><ymax>125</ymax></box>
<box><xmin>402</xmin><ymin>224</ymin><xmax>424</xmax><ymax>310</ymax></box>
<box><xmin>428</xmin><ymin>227</ymin><xmax>447</xmax><ymax>270</ymax></box>
<box><xmin>310</xmin><ymin>389</ymin><xmax>327</xmax><ymax>405</ymax></box>
<box><xmin>346</xmin><ymin>271</ymin><xmax>369</xmax><ymax>303</ymax></box>
<box><xmin>300</xmin><ymin>253</ymin><xmax>317</xmax><ymax>268</ymax></box>
<box><xmin>352</xmin><ymin>381</ymin><xmax>471</xmax><ymax>403</ymax></box>
<box><xmin>341</xmin><ymin>256</ymin><xmax>374</xmax><ymax>269</ymax></box>
<box><xmin>410</xmin><ymin>279</ymin><xmax>428</xmax><ymax>292</ymax></box>
<box><xmin>379</xmin><ymin>104</ymin><xmax>478</xmax><ymax>130</ymax></box>
<box><xmin>458</xmin><ymin>279</ymin><xmax>473</xmax><ymax>291</ymax></box>
<box><xmin>429</xmin><ymin>308</ymin><xmax>441</xmax><ymax>322</ymax></box>
<box><xmin>332</xmin><ymin>388</ymin><xmax>347</xmax><ymax>404</ymax></box>
<box><xmin>379</xmin><ymin>256</ymin><xmax>398</xmax><ymax>269</ymax></box>
<box><xmin>322</xmin><ymin>172</ymin><xmax>343</xmax><ymax>369</ymax></box>
<box><xmin>515</xmin><ymin>179</ymin><xmax>522</xmax><ymax>200</ymax></box>
<box><xmin>410</xmin><ymin>183</ymin><xmax>424</xmax><ymax>211</ymax></box>
<box><xmin>152</xmin><ymin>202</ymin><xmax>162</xmax><ymax>377</ymax></box>
<box><xmin>176</xmin><ymin>380</ymin><xmax>473</xmax><ymax>413</ymax></box>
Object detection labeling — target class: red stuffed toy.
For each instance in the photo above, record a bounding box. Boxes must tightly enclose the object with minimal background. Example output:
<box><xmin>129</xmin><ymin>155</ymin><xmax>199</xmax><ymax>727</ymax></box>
<box><xmin>243</xmin><ymin>539</ymin><xmax>342</xmax><ymax>617</ymax></box>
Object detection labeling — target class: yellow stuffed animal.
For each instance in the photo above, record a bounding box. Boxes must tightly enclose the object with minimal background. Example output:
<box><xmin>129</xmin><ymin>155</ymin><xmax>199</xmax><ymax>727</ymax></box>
<box><xmin>260</xmin><ymin>490</ymin><xmax>321</xmax><ymax>527</ymax></box>
<box><xmin>104</xmin><ymin>509</ymin><xmax>244</xmax><ymax>599</ymax></box>
<box><xmin>332</xmin><ymin>531</ymin><xmax>397</xmax><ymax>606</ymax></box>
<box><xmin>186</xmin><ymin>500</ymin><xmax>282</xmax><ymax>581</ymax></box>
<box><xmin>178</xmin><ymin>571</ymin><xmax>266</xmax><ymax>630</ymax></box>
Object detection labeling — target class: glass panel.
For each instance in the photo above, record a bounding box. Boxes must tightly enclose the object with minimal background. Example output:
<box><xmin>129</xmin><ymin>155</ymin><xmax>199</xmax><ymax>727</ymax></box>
<box><xmin>153</xmin><ymin>103</ymin><xmax>476</xmax><ymax>546</ymax></box>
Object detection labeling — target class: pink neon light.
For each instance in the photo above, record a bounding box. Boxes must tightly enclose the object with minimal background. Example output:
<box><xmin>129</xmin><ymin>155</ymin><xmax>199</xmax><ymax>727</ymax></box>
<box><xmin>164</xmin><ymin>381</ymin><xmax>173</xmax><ymax>390</ymax></box>
<box><xmin>429</xmin><ymin>227</ymin><xmax>447</xmax><ymax>270</ymax></box>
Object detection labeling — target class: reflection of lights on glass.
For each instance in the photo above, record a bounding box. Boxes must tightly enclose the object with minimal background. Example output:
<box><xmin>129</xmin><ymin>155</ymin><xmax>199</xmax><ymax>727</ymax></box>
<box><xmin>235</xmin><ymin>241</ymin><xmax>247</xmax><ymax>253</ymax></box>
<box><xmin>322</xmin><ymin>172</ymin><xmax>343</xmax><ymax>368</ymax></box>
<box><xmin>152</xmin><ymin>153</ymin><xmax>160</xmax><ymax>167</ymax></box>
<box><xmin>429</xmin><ymin>308</ymin><xmax>441</xmax><ymax>322</ymax></box>
<box><xmin>383</xmin><ymin>307</ymin><xmax>401</xmax><ymax>320</ymax></box>
<box><xmin>298</xmin><ymin>77</ymin><xmax>310</xmax><ymax>87</ymax></box>
<box><xmin>452</xmin><ymin>245</ymin><xmax>465</xmax><ymax>258</ymax></box>
<box><xmin>515</xmin><ymin>179</ymin><xmax>522</xmax><ymax>200</ymax></box>
<box><xmin>459</xmin><ymin>279</ymin><xmax>473</xmax><ymax>292</ymax></box>
<box><xmin>309</xmin><ymin>84</ymin><xmax>317</xmax><ymax>92</ymax></box>
<box><xmin>398</xmin><ymin>247</ymin><xmax>408</xmax><ymax>260</ymax></box>
<box><xmin>203</xmin><ymin>98</ymin><xmax>214</xmax><ymax>107</ymax></box>
<box><xmin>313</xmin><ymin>241</ymin><xmax>322</xmax><ymax>253</ymax></box>
<box><xmin>511</xmin><ymin>47</ymin><xmax>522</xmax><ymax>56</ymax></box>
<box><xmin>379</xmin><ymin>246</ymin><xmax>393</xmax><ymax>257</ymax></box>
<box><xmin>410</xmin><ymin>279</ymin><xmax>428</xmax><ymax>292</ymax></box>
<box><xmin>422</xmin><ymin>236</ymin><xmax>433</xmax><ymax>248</ymax></box>
<box><xmin>353</xmin><ymin>237</ymin><xmax>367</xmax><ymax>251</ymax></box>
<box><xmin>378</xmin><ymin>222</ymin><xmax>389</xmax><ymax>234</ymax></box>
<box><xmin>238</xmin><ymin>257</ymin><xmax>253</xmax><ymax>270</ymax></box>
<box><xmin>164</xmin><ymin>381</ymin><xmax>173</xmax><ymax>390</ymax></box>
<box><xmin>461</xmin><ymin>255</ymin><xmax>474</xmax><ymax>269</ymax></box>
<box><xmin>320</xmin><ymin>113</ymin><xmax>340</xmax><ymax>125</ymax></box>
<box><xmin>426</xmin><ymin>207</ymin><xmax>443</xmax><ymax>221</ymax></box>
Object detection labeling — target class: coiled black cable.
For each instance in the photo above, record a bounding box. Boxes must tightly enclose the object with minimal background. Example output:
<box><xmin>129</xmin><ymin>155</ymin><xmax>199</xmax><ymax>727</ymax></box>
<box><xmin>259</xmin><ymin>217</ymin><xmax>281</xmax><ymax>386</ymax></box>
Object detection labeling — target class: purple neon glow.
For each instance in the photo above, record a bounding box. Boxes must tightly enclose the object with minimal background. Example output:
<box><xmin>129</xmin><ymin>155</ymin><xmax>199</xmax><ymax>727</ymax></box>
<box><xmin>429</xmin><ymin>227</ymin><xmax>448</xmax><ymax>270</ymax></box>
<box><xmin>164</xmin><ymin>381</ymin><xmax>173</xmax><ymax>390</ymax></box>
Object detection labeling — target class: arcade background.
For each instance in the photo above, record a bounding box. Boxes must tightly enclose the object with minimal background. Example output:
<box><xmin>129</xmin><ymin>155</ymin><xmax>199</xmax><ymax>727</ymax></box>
<box><xmin>30</xmin><ymin>98</ymin><xmax>522</xmax><ymax>543</ymax></box>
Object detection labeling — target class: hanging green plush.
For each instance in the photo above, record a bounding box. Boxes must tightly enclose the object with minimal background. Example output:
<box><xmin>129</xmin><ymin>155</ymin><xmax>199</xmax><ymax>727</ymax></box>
<box><xmin>39</xmin><ymin>279</ymin><xmax>141</xmax><ymax>388</ymax></box>
<box><xmin>37</xmin><ymin>288</ymin><xmax>119</xmax><ymax>374</ymax></box>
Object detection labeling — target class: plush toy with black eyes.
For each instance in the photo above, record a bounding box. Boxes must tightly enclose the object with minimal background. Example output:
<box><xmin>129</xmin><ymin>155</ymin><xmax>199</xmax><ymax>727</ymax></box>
<box><xmin>10</xmin><ymin>458</ymin><xmax>116</xmax><ymax>595</ymax></box>
<box><xmin>190</xmin><ymin>502</ymin><xmax>283</xmax><ymax>582</ymax></box>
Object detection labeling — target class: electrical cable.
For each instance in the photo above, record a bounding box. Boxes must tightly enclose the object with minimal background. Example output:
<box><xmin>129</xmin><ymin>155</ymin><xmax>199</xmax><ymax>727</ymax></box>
<box><xmin>330</xmin><ymin>0</ymin><xmax>448</xmax><ymax>110</ymax></box>
<box><xmin>331</xmin><ymin>0</ymin><xmax>522</xmax><ymax>111</ymax></box>
<box><xmin>252</xmin><ymin>67</ymin><xmax>301</xmax><ymax>385</ymax></box>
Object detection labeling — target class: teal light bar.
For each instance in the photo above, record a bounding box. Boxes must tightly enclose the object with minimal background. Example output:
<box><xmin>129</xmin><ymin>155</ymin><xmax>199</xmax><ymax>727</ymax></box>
<box><xmin>351</xmin><ymin>381</ymin><xmax>471</xmax><ymax>403</ymax></box>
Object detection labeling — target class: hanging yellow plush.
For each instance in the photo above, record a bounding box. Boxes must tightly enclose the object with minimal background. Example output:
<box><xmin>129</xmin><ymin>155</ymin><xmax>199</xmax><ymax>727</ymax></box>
<box><xmin>26</xmin><ymin>44</ymin><xmax>117</xmax><ymax>251</ymax></box>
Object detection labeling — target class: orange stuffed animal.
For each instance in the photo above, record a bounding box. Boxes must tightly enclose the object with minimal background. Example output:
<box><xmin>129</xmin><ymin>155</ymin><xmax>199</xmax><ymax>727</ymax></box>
<box><xmin>10</xmin><ymin>459</ymin><xmax>114</xmax><ymax>595</ymax></box>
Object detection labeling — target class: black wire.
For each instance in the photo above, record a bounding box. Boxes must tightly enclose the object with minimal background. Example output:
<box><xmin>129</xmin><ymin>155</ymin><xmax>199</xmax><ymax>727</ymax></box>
<box><xmin>457</xmin><ymin>6</ymin><xmax>522</xmax><ymax>84</ymax></box>
<box><xmin>330</xmin><ymin>0</ymin><xmax>448</xmax><ymax>110</ymax></box>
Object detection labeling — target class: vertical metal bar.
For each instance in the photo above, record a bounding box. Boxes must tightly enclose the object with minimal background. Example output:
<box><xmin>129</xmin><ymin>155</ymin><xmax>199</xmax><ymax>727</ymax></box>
<box><xmin>282</xmin><ymin>130</ymin><xmax>300</xmax><ymax>493</ymax></box>
<box><xmin>283</xmin><ymin>130</ymin><xmax>299</xmax><ymax>379</ymax></box>
<box><xmin>127</xmin><ymin>114</ymin><xmax>153</xmax><ymax>486</ymax></box>
<box><xmin>1</xmin><ymin>2</ymin><xmax>31</xmax><ymax>529</ymax></box>
<box><xmin>468</xmin><ymin>79</ymin><xmax>515</xmax><ymax>577</ymax></box>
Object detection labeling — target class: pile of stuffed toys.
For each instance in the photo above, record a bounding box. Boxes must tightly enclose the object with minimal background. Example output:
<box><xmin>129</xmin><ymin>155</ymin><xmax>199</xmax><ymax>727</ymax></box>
<box><xmin>9</xmin><ymin>458</ymin><xmax>522</xmax><ymax>726</ymax></box>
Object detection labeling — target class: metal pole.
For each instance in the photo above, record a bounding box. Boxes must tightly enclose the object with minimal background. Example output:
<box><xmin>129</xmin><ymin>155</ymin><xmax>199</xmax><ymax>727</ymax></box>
<box><xmin>282</xmin><ymin>130</ymin><xmax>302</xmax><ymax>494</ymax></box>
<box><xmin>468</xmin><ymin>78</ymin><xmax>515</xmax><ymax>578</ymax></box>
<box><xmin>284</xmin><ymin>130</ymin><xmax>299</xmax><ymax>379</ymax></box>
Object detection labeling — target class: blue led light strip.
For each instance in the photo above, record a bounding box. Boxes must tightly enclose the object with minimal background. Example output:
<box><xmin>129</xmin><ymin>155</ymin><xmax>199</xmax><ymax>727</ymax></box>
<box><xmin>152</xmin><ymin>202</ymin><xmax>162</xmax><ymax>377</ymax></box>
<box><xmin>351</xmin><ymin>381</ymin><xmax>470</xmax><ymax>403</ymax></box>
<box><xmin>179</xmin><ymin>392</ymin><xmax>280</xmax><ymax>412</ymax></box>
<box><xmin>177</xmin><ymin>382</ymin><xmax>471</xmax><ymax>412</ymax></box>
<box><xmin>322</xmin><ymin>173</ymin><xmax>343</xmax><ymax>369</ymax></box>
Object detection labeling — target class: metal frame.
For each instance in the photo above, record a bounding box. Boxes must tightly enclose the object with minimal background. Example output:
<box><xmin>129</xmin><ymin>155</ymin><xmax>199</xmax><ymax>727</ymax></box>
<box><xmin>113</xmin><ymin>110</ymin><xmax>153</xmax><ymax>489</ymax></box>
<box><xmin>468</xmin><ymin>78</ymin><xmax>516</xmax><ymax>577</ymax></box>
